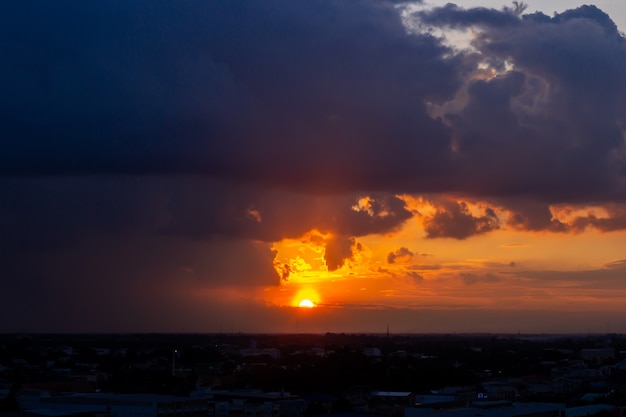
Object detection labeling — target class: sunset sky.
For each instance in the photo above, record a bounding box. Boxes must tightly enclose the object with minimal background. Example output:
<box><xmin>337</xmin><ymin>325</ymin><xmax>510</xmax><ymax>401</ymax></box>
<box><xmin>2</xmin><ymin>1</ymin><xmax>626</xmax><ymax>333</ymax></box>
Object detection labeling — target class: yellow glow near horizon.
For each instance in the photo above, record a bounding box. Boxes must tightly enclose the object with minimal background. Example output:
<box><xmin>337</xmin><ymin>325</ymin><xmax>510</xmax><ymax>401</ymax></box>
<box><xmin>270</xmin><ymin>227</ymin><xmax>419</xmax><ymax>309</ymax></box>
<box><xmin>262</xmin><ymin>195</ymin><xmax>626</xmax><ymax>319</ymax></box>
<box><xmin>298</xmin><ymin>299</ymin><xmax>315</xmax><ymax>308</ymax></box>
<box><xmin>292</xmin><ymin>288</ymin><xmax>321</xmax><ymax>307</ymax></box>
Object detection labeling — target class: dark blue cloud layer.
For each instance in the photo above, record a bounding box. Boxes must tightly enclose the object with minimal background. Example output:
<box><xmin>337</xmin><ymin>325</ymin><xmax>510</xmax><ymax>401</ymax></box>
<box><xmin>3</xmin><ymin>1</ymin><xmax>625</xmax><ymax>201</ymax></box>
<box><xmin>0</xmin><ymin>0</ymin><xmax>459</xmax><ymax>191</ymax></box>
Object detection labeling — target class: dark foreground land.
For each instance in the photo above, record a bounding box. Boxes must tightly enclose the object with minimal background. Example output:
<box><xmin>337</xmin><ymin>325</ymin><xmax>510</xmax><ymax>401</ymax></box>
<box><xmin>2</xmin><ymin>332</ymin><xmax>626</xmax><ymax>413</ymax></box>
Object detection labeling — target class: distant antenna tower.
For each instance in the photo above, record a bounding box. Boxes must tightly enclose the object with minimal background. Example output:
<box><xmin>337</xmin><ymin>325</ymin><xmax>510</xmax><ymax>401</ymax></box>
<box><xmin>172</xmin><ymin>349</ymin><xmax>178</xmax><ymax>376</ymax></box>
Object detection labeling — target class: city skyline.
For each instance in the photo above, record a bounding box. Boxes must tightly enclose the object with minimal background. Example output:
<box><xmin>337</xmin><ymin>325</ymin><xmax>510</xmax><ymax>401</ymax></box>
<box><xmin>2</xmin><ymin>1</ymin><xmax>626</xmax><ymax>334</ymax></box>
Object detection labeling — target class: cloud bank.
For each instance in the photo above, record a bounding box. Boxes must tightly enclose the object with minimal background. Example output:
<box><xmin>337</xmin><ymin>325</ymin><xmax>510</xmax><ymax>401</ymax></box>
<box><xmin>1</xmin><ymin>2</ymin><xmax>625</xmax><ymax>202</ymax></box>
<box><xmin>2</xmin><ymin>1</ymin><xmax>626</xmax><ymax>330</ymax></box>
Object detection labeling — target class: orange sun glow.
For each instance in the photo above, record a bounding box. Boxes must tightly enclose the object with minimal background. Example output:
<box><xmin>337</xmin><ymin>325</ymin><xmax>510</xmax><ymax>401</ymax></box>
<box><xmin>291</xmin><ymin>288</ymin><xmax>321</xmax><ymax>308</ymax></box>
<box><xmin>298</xmin><ymin>299</ymin><xmax>315</xmax><ymax>308</ymax></box>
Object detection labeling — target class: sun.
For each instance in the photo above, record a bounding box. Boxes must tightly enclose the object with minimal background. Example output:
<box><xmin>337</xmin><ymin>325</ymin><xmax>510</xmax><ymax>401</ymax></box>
<box><xmin>291</xmin><ymin>288</ymin><xmax>321</xmax><ymax>308</ymax></box>
<box><xmin>298</xmin><ymin>299</ymin><xmax>315</xmax><ymax>308</ymax></box>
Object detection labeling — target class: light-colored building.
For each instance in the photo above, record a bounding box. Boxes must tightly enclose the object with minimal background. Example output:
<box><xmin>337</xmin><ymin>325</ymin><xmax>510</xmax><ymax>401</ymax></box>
<box><xmin>580</xmin><ymin>348</ymin><xmax>615</xmax><ymax>363</ymax></box>
<box><xmin>363</xmin><ymin>348</ymin><xmax>382</xmax><ymax>358</ymax></box>
<box><xmin>481</xmin><ymin>382</ymin><xmax>517</xmax><ymax>400</ymax></box>
<box><xmin>405</xmin><ymin>401</ymin><xmax>564</xmax><ymax>417</ymax></box>
<box><xmin>193</xmin><ymin>389</ymin><xmax>304</xmax><ymax>417</ymax></box>
<box><xmin>238</xmin><ymin>349</ymin><xmax>281</xmax><ymax>360</ymax></box>
<box><xmin>369</xmin><ymin>392</ymin><xmax>415</xmax><ymax>417</ymax></box>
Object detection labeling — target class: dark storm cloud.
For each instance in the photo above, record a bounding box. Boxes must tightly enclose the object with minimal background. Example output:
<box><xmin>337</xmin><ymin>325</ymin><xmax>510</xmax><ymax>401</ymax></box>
<box><xmin>163</xmin><ymin>183</ymin><xmax>413</xmax><ymax>241</ymax></box>
<box><xmin>0</xmin><ymin>183</ymin><xmax>281</xmax><ymax>286</ymax></box>
<box><xmin>0</xmin><ymin>0</ymin><xmax>460</xmax><ymax>191</ymax></box>
<box><xmin>417</xmin><ymin>3</ymin><xmax>522</xmax><ymax>29</ymax></box>
<box><xmin>0</xmin><ymin>177</ymin><xmax>169</xmax><ymax>253</ymax></box>
<box><xmin>418</xmin><ymin>4</ymin><xmax>626</xmax><ymax>204</ymax></box>
<box><xmin>423</xmin><ymin>200</ymin><xmax>499</xmax><ymax>239</ymax></box>
<box><xmin>0</xmin><ymin>231</ymin><xmax>280</xmax><ymax>331</ymax></box>
<box><xmin>502</xmin><ymin>199</ymin><xmax>568</xmax><ymax>232</ymax></box>
<box><xmin>324</xmin><ymin>236</ymin><xmax>359</xmax><ymax>271</ymax></box>
<box><xmin>493</xmin><ymin>200</ymin><xmax>626</xmax><ymax>234</ymax></box>
<box><xmin>0</xmin><ymin>178</ymin><xmax>412</xmax><ymax>253</ymax></box>
<box><xmin>2</xmin><ymin>1</ymin><xmax>626</xmax><ymax>202</ymax></box>
<box><xmin>387</xmin><ymin>247</ymin><xmax>414</xmax><ymax>264</ymax></box>
<box><xmin>568</xmin><ymin>205</ymin><xmax>626</xmax><ymax>233</ymax></box>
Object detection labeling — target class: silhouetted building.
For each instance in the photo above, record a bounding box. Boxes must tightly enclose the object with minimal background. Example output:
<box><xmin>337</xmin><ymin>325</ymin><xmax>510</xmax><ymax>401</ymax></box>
<box><xmin>18</xmin><ymin>392</ymin><xmax>207</xmax><ymax>417</ymax></box>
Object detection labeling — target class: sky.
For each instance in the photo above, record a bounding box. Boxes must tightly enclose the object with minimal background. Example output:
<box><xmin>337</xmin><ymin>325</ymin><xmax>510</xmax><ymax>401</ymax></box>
<box><xmin>2</xmin><ymin>1</ymin><xmax>626</xmax><ymax>334</ymax></box>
